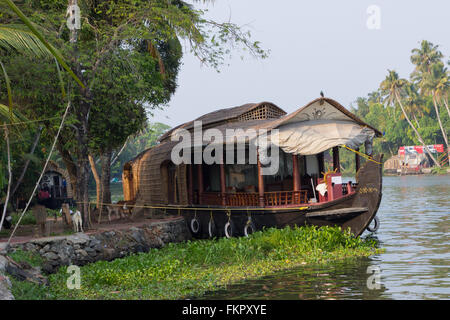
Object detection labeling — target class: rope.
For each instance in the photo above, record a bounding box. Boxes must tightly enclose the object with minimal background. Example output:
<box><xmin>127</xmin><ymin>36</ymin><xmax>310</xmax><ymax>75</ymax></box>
<box><xmin>0</xmin><ymin>116</ymin><xmax>61</xmax><ymax>127</ymax></box>
<box><xmin>6</xmin><ymin>101</ymin><xmax>71</xmax><ymax>247</ymax></box>
<box><xmin>75</xmin><ymin>200</ymin><xmax>310</xmax><ymax>212</ymax></box>
<box><xmin>342</xmin><ymin>144</ymin><xmax>382</xmax><ymax>165</ymax></box>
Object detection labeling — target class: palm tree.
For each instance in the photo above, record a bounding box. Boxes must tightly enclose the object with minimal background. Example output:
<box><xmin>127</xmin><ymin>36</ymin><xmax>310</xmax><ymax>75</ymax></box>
<box><xmin>1</xmin><ymin>0</ymin><xmax>83</xmax><ymax>87</ymax></box>
<box><xmin>380</xmin><ymin>70</ymin><xmax>441</xmax><ymax>167</ymax></box>
<box><xmin>401</xmin><ymin>83</ymin><xmax>429</xmax><ymax>128</ymax></box>
<box><xmin>411</xmin><ymin>40</ymin><xmax>443</xmax><ymax>84</ymax></box>
<box><xmin>434</xmin><ymin>67</ymin><xmax>450</xmax><ymax>118</ymax></box>
<box><xmin>421</xmin><ymin>63</ymin><xmax>449</xmax><ymax>163</ymax></box>
<box><xmin>0</xmin><ymin>2</ymin><xmax>81</xmax><ymax>232</ymax></box>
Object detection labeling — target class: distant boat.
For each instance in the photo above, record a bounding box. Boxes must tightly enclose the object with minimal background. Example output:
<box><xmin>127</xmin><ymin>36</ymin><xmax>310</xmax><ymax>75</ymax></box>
<box><xmin>122</xmin><ymin>97</ymin><xmax>383</xmax><ymax>237</ymax></box>
<box><xmin>110</xmin><ymin>177</ymin><xmax>122</xmax><ymax>183</ymax></box>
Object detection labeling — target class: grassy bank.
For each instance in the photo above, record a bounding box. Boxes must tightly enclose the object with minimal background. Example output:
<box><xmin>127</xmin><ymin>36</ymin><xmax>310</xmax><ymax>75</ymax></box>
<box><xmin>11</xmin><ymin>226</ymin><xmax>382</xmax><ymax>300</ymax></box>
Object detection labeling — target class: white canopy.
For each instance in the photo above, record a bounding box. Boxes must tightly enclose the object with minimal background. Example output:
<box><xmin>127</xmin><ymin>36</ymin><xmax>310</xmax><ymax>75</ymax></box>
<box><xmin>270</xmin><ymin>120</ymin><xmax>375</xmax><ymax>155</ymax></box>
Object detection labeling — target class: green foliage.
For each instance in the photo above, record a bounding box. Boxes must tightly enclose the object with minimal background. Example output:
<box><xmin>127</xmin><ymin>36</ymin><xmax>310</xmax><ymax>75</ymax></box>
<box><xmin>10</xmin><ymin>210</ymin><xmax>35</xmax><ymax>225</ymax></box>
<box><xmin>13</xmin><ymin>226</ymin><xmax>382</xmax><ymax>300</ymax></box>
<box><xmin>431</xmin><ymin>166</ymin><xmax>448</xmax><ymax>174</ymax></box>
<box><xmin>7</xmin><ymin>248</ymin><xmax>44</xmax><ymax>267</ymax></box>
<box><xmin>110</xmin><ymin>122</ymin><xmax>170</xmax><ymax>177</ymax></box>
<box><xmin>346</xmin><ymin>40</ymin><xmax>449</xmax><ymax>170</ymax></box>
<box><xmin>1</xmin><ymin>0</ymin><xmax>268</xmax><ymax>204</ymax></box>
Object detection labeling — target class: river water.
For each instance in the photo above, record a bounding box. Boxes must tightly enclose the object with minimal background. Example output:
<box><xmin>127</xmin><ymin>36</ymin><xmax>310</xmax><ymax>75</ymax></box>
<box><xmin>199</xmin><ymin>175</ymin><xmax>450</xmax><ymax>300</ymax></box>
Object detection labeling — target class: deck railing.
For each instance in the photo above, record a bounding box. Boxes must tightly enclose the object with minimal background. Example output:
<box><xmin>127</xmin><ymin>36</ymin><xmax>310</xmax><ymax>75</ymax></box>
<box><xmin>200</xmin><ymin>190</ymin><xmax>308</xmax><ymax>207</ymax></box>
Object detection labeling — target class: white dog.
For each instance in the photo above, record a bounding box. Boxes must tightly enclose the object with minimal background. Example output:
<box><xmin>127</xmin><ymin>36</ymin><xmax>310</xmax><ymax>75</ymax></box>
<box><xmin>71</xmin><ymin>210</ymin><xmax>83</xmax><ymax>233</ymax></box>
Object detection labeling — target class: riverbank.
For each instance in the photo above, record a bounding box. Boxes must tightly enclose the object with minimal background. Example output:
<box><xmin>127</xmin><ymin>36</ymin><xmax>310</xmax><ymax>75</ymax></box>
<box><xmin>9</xmin><ymin>226</ymin><xmax>382</xmax><ymax>300</ymax></box>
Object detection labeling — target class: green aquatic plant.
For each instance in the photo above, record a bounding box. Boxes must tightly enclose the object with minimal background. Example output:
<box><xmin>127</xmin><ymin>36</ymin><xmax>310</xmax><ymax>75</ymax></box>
<box><xmin>11</xmin><ymin>226</ymin><xmax>382</xmax><ymax>300</ymax></box>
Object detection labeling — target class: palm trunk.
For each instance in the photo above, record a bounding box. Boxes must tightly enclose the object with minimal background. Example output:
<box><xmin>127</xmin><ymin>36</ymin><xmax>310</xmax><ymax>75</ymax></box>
<box><xmin>442</xmin><ymin>95</ymin><xmax>450</xmax><ymax>119</ymax></box>
<box><xmin>0</xmin><ymin>126</ymin><xmax>12</xmax><ymax>232</ymax></box>
<box><xmin>395</xmin><ymin>92</ymin><xmax>441</xmax><ymax>167</ymax></box>
<box><xmin>432</xmin><ymin>92</ymin><xmax>448</xmax><ymax>148</ymax></box>
<box><xmin>432</xmin><ymin>93</ymin><xmax>449</xmax><ymax>166</ymax></box>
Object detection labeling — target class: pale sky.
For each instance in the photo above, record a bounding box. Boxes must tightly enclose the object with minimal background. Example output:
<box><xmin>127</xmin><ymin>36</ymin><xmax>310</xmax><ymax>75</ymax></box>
<box><xmin>153</xmin><ymin>0</ymin><xmax>450</xmax><ymax>127</ymax></box>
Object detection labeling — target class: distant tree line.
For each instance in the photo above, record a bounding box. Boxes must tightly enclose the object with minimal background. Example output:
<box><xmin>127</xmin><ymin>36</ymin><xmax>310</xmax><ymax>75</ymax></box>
<box><xmin>340</xmin><ymin>40</ymin><xmax>449</xmax><ymax>173</ymax></box>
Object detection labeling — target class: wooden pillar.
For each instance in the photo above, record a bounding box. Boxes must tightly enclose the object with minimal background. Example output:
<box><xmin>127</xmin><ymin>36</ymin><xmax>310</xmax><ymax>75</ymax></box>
<box><xmin>188</xmin><ymin>164</ymin><xmax>194</xmax><ymax>204</ymax></box>
<box><xmin>220</xmin><ymin>163</ymin><xmax>226</xmax><ymax>206</ymax></box>
<box><xmin>355</xmin><ymin>148</ymin><xmax>360</xmax><ymax>174</ymax></box>
<box><xmin>317</xmin><ymin>153</ymin><xmax>325</xmax><ymax>178</ymax></box>
<box><xmin>292</xmin><ymin>154</ymin><xmax>300</xmax><ymax>191</ymax></box>
<box><xmin>257</xmin><ymin>151</ymin><xmax>265</xmax><ymax>207</ymax></box>
<box><xmin>333</xmin><ymin>146</ymin><xmax>340</xmax><ymax>173</ymax></box>
<box><xmin>197</xmin><ymin>164</ymin><xmax>203</xmax><ymax>205</ymax></box>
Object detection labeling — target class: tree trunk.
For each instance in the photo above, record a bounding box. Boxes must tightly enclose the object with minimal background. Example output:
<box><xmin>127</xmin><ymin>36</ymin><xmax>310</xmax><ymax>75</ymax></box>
<box><xmin>88</xmin><ymin>154</ymin><xmax>101</xmax><ymax>210</ymax></box>
<box><xmin>76</xmin><ymin>138</ymin><xmax>90</xmax><ymax>229</ymax></box>
<box><xmin>433</xmin><ymin>94</ymin><xmax>450</xmax><ymax>165</ymax></box>
<box><xmin>11</xmin><ymin>126</ymin><xmax>43</xmax><ymax>199</ymax></box>
<box><xmin>100</xmin><ymin>151</ymin><xmax>112</xmax><ymax>205</ymax></box>
<box><xmin>395</xmin><ymin>92</ymin><xmax>441</xmax><ymax>167</ymax></box>
<box><xmin>442</xmin><ymin>95</ymin><xmax>450</xmax><ymax>119</ymax></box>
<box><xmin>0</xmin><ymin>126</ymin><xmax>12</xmax><ymax>232</ymax></box>
<box><xmin>432</xmin><ymin>93</ymin><xmax>448</xmax><ymax>149</ymax></box>
<box><xmin>74</xmin><ymin>87</ymin><xmax>92</xmax><ymax>229</ymax></box>
<box><xmin>57</xmin><ymin>143</ymin><xmax>78</xmax><ymax>198</ymax></box>
<box><xmin>111</xmin><ymin>138</ymin><xmax>128</xmax><ymax>167</ymax></box>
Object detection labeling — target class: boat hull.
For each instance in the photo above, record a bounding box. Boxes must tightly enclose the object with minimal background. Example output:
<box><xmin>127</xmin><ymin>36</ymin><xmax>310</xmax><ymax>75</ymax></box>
<box><xmin>164</xmin><ymin>154</ymin><xmax>383</xmax><ymax>238</ymax></box>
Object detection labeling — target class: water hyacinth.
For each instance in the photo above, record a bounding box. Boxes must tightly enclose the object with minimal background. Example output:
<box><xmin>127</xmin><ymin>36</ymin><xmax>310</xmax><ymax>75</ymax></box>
<box><xmin>11</xmin><ymin>226</ymin><xmax>382</xmax><ymax>300</ymax></box>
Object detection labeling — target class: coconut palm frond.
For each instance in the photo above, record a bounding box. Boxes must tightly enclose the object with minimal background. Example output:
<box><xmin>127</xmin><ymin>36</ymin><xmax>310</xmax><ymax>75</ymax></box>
<box><xmin>0</xmin><ymin>103</ymin><xmax>21</xmax><ymax>124</ymax></box>
<box><xmin>0</xmin><ymin>25</ymin><xmax>51</xmax><ymax>57</ymax></box>
<box><xmin>3</xmin><ymin>0</ymin><xmax>84</xmax><ymax>88</ymax></box>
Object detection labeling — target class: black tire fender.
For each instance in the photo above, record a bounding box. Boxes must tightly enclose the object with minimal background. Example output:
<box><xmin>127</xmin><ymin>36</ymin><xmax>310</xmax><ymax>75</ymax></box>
<box><xmin>190</xmin><ymin>217</ymin><xmax>201</xmax><ymax>234</ymax></box>
<box><xmin>244</xmin><ymin>221</ymin><xmax>256</xmax><ymax>237</ymax></box>
<box><xmin>224</xmin><ymin>220</ymin><xmax>235</xmax><ymax>238</ymax></box>
<box><xmin>366</xmin><ymin>216</ymin><xmax>380</xmax><ymax>233</ymax></box>
<box><xmin>208</xmin><ymin>218</ymin><xmax>217</xmax><ymax>238</ymax></box>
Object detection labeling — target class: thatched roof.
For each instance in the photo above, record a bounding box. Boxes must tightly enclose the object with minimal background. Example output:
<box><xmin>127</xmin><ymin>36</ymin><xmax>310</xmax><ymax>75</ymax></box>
<box><xmin>158</xmin><ymin>102</ymin><xmax>286</xmax><ymax>142</ymax></box>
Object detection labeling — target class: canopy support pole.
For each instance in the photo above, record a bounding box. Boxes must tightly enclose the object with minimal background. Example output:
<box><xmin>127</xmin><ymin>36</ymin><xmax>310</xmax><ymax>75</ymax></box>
<box><xmin>333</xmin><ymin>146</ymin><xmax>340</xmax><ymax>173</ymax></box>
<box><xmin>257</xmin><ymin>150</ymin><xmax>265</xmax><ymax>207</ymax></box>
<box><xmin>292</xmin><ymin>154</ymin><xmax>300</xmax><ymax>191</ymax></box>
<box><xmin>355</xmin><ymin>148</ymin><xmax>360</xmax><ymax>173</ymax></box>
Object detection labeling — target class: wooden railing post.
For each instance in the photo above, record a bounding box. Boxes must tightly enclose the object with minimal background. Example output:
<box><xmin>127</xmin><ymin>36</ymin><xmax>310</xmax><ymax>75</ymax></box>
<box><xmin>220</xmin><ymin>162</ymin><xmax>226</xmax><ymax>206</ymax></box>
<box><xmin>197</xmin><ymin>164</ymin><xmax>203</xmax><ymax>205</ymax></box>
<box><xmin>188</xmin><ymin>164</ymin><xmax>194</xmax><ymax>204</ymax></box>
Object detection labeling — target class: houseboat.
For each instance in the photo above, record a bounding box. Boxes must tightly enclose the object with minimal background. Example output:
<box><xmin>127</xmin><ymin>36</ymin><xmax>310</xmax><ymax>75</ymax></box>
<box><xmin>122</xmin><ymin>97</ymin><xmax>383</xmax><ymax>237</ymax></box>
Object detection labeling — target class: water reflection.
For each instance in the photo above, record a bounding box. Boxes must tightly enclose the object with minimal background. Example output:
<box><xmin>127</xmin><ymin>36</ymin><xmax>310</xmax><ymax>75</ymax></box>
<box><xmin>200</xmin><ymin>257</ymin><xmax>387</xmax><ymax>300</ymax></box>
<box><xmin>199</xmin><ymin>175</ymin><xmax>450</xmax><ymax>300</ymax></box>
